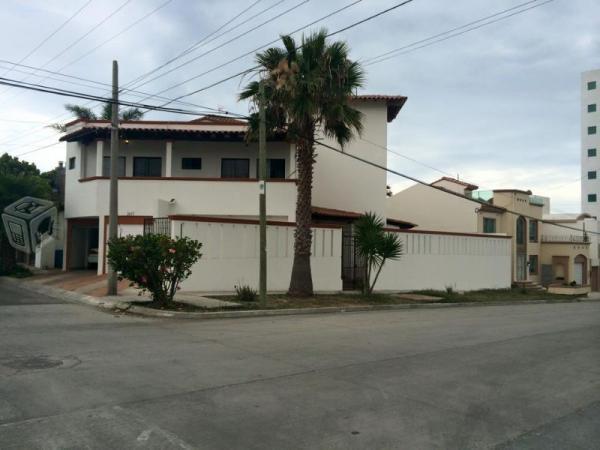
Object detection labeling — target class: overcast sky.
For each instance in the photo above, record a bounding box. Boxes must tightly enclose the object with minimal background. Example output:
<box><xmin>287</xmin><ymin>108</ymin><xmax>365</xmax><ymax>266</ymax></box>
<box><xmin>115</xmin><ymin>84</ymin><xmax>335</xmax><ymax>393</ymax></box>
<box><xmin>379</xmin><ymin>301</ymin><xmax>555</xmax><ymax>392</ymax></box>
<box><xmin>1</xmin><ymin>0</ymin><xmax>599</xmax><ymax>212</ymax></box>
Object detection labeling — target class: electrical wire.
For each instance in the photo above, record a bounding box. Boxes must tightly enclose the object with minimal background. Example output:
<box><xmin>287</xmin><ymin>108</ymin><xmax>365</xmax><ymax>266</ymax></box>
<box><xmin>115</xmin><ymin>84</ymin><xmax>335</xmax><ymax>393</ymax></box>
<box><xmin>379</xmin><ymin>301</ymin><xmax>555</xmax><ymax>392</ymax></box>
<box><xmin>313</xmin><ymin>138</ymin><xmax>596</xmax><ymax>236</ymax></box>
<box><xmin>0</xmin><ymin>0</ymin><xmax>93</xmax><ymax>79</ymax></box>
<box><xmin>364</xmin><ymin>0</ymin><xmax>555</xmax><ymax>67</ymax></box>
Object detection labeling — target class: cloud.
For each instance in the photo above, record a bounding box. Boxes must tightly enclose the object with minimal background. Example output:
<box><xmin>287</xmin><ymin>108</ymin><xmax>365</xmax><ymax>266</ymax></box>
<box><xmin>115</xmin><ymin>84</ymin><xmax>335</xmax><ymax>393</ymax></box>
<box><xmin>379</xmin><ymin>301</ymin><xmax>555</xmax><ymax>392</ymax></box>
<box><xmin>0</xmin><ymin>0</ymin><xmax>598</xmax><ymax>214</ymax></box>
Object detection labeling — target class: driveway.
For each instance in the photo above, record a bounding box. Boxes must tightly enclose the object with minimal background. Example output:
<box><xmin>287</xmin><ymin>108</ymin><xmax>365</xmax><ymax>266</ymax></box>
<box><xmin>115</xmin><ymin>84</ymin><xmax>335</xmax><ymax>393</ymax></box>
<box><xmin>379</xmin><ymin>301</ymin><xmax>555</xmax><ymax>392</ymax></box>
<box><xmin>0</xmin><ymin>279</ymin><xmax>599</xmax><ymax>449</ymax></box>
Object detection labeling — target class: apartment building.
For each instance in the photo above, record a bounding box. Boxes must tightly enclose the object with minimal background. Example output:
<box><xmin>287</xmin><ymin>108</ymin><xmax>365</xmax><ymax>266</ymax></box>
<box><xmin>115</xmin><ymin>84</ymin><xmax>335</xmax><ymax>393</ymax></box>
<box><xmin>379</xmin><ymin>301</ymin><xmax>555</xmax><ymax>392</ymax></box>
<box><xmin>581</xmin><ymin>69</ymin><xmax>600</xmax><ymax>215</ymax></box>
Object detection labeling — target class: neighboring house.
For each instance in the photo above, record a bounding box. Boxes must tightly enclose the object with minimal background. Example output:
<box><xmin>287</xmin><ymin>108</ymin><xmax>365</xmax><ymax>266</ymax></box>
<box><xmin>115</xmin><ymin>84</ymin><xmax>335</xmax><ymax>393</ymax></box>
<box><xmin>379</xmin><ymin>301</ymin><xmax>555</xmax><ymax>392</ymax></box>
<box><xmin>387</xmin><ymin>177</ymin><xmax>592</xmax><ymax>288</ymax></box>
<box><xmin>61</xmin><ymin>96</ymin><xmax>408</xmax><ymax>276</ymax></box>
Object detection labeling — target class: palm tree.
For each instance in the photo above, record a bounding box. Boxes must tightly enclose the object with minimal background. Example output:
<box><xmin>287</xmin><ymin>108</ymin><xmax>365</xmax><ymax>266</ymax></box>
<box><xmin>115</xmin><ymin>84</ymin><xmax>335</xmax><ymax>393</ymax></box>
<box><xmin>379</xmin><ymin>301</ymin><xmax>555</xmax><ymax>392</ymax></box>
<box><xmin>50</xmin><ymin>103</ymin><xmax>144</xmax><ymax>131</ymax></box>
<box><xmin>239</xmin><ymin>30</ymin><xmax>364</xmax><ymax>297</ymax></box>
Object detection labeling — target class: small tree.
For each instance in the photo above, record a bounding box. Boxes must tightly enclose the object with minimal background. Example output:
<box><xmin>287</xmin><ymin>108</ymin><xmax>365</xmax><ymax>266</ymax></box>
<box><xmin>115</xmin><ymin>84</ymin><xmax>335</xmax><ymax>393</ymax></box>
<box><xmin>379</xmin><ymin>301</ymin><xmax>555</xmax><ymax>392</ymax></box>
<box><xmin>107</xmin><ymin>234</ymin><xmax>202</xmax><ymax>306</ymax></box>
<box><xmin>354</xmin><ymin>212</ymin><xmax>403</xmax><ymax>295</ymax></box>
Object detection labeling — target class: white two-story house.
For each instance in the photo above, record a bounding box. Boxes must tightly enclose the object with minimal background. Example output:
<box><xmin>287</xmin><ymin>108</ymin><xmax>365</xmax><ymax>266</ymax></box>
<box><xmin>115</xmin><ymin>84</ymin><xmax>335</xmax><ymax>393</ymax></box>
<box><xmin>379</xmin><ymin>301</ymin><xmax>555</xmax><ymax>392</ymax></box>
<box><xmin>61</xmin><ymin>95</ymin><xmax>409</xmax><ymax>275</ymax></box>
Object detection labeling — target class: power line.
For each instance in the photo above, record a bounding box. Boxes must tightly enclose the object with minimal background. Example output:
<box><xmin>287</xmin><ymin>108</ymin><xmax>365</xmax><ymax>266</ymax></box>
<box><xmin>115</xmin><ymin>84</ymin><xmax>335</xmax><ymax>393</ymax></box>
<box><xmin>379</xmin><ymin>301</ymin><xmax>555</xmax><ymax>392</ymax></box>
<box><xmin>314</xmin><ymin>139</ymin><xmax>596</xmax><ymax>236</ymax></box>
<box><xmin>0</xmin><ymin>77</ymin><xmax>248</xmax><ymax>118</ymax></box>
<box><xmin>0</xmin><ymin>0</ymin><xmax>93</xmax><ymax>79</ymax></box>
<box><xmin>0</xmin><ymin>60</ymin><xmax>227</xmax><ymax>113</ymax></box>
<box><xmin>360</xmin><ymin>136</ymin><xmax>455</xmax><ymax>177</ymax></box>
<box><xmin>124</xmin><ymin>0</ymin><xmax>273</xmax><ymax>88</ymax></box>
<box><xmin>129</xmin><ymin>0</ymin><xmax>311</xmax><ymax>93</ymax></box>
<box><xmin>141</xmin><ymin>0</ymin><xmax>413</xmax><ymax>111</ymax></box>
<box><xmin>57</xmin><ymin>0</ymin><xmax>175</xmax><ymax>71</ymax></box>
<box><xmin>364</xmin><ymin>0</ymin><xmax>555</xmax><ymax>67</ymax></box>
<box><xmin>137</xmin><ymin>0</ymin><xmax>362</xmax><ymax>104</ymax></box>
<box><xmin>0</xmin><ymin>0</ymin><xmax>133</xmax><ymax>100</ymax></box>
<box><xmin>0</xmin><ymin>0</ymin><xmax>279</xmax><ymax>145</ymax></box>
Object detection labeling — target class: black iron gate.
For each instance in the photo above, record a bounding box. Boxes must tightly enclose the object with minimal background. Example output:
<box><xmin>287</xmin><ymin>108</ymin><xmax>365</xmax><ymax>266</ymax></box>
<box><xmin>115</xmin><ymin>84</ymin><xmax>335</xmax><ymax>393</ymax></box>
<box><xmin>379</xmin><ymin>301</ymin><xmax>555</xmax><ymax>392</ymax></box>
<box><xmin>341</xmin><ymin>224</ymin><xmax>365</xmax><ymax>291</ymax></box>
<box><xmin>143</xmin><ymin>217</ymin><xmax>170</xmax><ymax>236</ymax></box>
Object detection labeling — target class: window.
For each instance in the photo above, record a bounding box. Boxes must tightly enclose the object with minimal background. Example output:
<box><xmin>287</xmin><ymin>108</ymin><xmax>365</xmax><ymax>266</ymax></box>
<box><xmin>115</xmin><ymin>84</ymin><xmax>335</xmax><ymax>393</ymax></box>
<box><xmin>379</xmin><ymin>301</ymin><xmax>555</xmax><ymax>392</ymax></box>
<box><xmin>588</xmin><ymin>193</ymin><xmax>597</xmax><ymax>203</ymax></box>
<box><xmin>589</xmin><ymin>171</ymin><xmax>597</xmax><ymax>180</ymax></box>
<box><xmin>133</xmin><ymin>157</ymin><xmax>162</xmax><ymax>177</ymax></box>
<box><xmin>102</xmin><ymin>156</ymin><xmax>126</xmax><ymax>177</ymax></box>
<box><xmin>181</xmin><ymin>158</ymin><xmax>202</xmax><ymax>170</ymax></box>
<box><xmin>589</xmin><ymin>104</ymin><xmax>597</xmax><ymax>113</ymax></box>
<box><xmin>255</xmin><ymin>158</ymin><xmax>286</xmax><ymax>179</ymax></box>
<box><xmin>588</xmin><ymin>148</ymin><xmax>597</xmax><ymax>157</ymax></box>
<box><xmin>68</xmin><ymin>157</ymin><xmax>75</xmax><ymax>170</ymax></box>
<box><xmin>516</xmin><ymin>216</ymin><xmax>526</xmax><ymax>245</ymax></box>
<box><xmin>588</xmin><ymin>81</ymin><xmax>597</xmax><ymax>90</ymax></box>
<box><xmin>483</xmin><ymin>217</ymin><xmax>496</xmax><ymax>233</ymax></box>
<box><xmin>588</xmin><ymin>126</ymin><xmax>597</xmax><ymax>135</ymax></box>
<box><xmin>529</xmin><ymin>219</ymin><xmax>538</xmax><ymax>243</ymax></box>
<box><xmin>528</xmin><ymin>255</ymin><xmax>538</xmax><ymax>275</ymax></box>
<box><xmin>221</xmin><ymin>158</ymin><xmax>250</xmax><ymax>178</ymax></box>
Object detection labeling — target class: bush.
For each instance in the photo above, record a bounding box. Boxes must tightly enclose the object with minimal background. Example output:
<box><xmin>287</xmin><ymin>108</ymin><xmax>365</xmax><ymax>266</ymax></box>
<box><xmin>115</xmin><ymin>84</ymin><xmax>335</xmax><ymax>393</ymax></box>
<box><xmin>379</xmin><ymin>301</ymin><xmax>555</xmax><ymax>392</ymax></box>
<box><xmin>234</xmin><ymin>284</ymin><xmax>258</xmax><ymax>302</ymax></box>
<box><xmin>107</xmin><ymin>234</ymin><xmax>202</xmax><ymax>306</ymax></box>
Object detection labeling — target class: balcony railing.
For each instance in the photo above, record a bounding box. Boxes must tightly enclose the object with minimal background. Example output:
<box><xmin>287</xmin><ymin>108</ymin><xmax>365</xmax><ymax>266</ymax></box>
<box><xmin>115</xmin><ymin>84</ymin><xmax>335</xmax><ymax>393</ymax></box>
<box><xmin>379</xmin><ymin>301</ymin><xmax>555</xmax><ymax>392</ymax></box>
<box><xmin>529</xmin><ymin>195</ymin><xmax>546</xmax><ymax>206</ymax></box>
<box><xmin>542</xmin><ymin>234</ymin><xmax>590</xmax><ymax>243</ymax></box>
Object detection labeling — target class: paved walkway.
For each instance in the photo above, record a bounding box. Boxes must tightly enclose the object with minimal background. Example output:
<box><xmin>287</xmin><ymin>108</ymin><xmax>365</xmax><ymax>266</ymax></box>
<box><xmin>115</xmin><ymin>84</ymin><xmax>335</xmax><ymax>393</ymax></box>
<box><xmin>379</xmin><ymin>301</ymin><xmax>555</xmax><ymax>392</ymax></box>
<box><xmin>1</xmin><ymin>279</ymin><xmax>599</xmax><ymax>449</ymax></box>
<box><xmin>23</xmin><ymin>270</ymin><xmax>238</xmax><ymax>309</ymax></box>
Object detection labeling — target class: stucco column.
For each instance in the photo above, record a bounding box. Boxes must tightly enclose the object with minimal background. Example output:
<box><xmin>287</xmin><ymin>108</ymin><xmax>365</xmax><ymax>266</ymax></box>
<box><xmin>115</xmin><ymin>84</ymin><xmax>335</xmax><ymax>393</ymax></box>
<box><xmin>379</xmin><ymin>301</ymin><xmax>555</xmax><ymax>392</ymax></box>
<box><xmin>95</xmin><ymin>140</ymin><xmax>104</xmax><ymax>177</ymax></box>
<box><xmin>165</xmin><ymin>141</ymin><xmax>173</xmax><ymax>177</ymax></box>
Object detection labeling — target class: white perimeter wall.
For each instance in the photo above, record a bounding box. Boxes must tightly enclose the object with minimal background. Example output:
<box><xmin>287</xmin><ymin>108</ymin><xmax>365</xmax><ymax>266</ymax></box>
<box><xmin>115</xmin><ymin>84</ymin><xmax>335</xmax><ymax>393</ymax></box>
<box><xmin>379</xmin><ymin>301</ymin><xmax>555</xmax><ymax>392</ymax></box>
<box><xmin>174</xmin><ymin>220</ymin><xmax>342</xmax><ymax>292</ymax></box>
<box><xmin>376</xmin><ymin>231</ymin><xmax>512</xmax><ymax>291</ymax></box>
<box><xmin>175</xmin><ymin>219</ymin><xmax>511</xmax><ymax>293</ymax></box>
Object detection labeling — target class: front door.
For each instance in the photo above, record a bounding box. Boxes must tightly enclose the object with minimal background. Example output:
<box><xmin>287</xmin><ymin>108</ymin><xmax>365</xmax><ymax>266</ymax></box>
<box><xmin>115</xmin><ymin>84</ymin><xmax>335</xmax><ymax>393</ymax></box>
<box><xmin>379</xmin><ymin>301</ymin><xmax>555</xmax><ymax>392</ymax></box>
<box><xmin>516</xmin><ymin>253</ymin><xmax>527</xmax><ymax>281</ymax></box>
<box><xmin>574</xmin><ymin>263</ymin><xmax>584</xmax><ymax>285</ymax></box>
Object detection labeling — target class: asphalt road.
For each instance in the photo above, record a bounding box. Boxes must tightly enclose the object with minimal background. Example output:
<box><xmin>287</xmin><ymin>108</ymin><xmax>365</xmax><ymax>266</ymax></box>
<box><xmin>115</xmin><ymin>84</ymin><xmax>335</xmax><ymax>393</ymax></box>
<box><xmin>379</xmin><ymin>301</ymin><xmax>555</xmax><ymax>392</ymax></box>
<box><xmin>0</xmin><ymin>280</ymin><xmax>599</xmax><ymax>449</ymax></box>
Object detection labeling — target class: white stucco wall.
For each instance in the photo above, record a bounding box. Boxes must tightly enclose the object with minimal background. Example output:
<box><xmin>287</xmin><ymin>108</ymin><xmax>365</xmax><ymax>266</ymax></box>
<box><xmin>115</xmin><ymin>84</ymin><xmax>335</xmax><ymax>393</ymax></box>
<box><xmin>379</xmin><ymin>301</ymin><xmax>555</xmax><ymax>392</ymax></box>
<box><xmin>375</xmin><ymin>231</ymin><xmax>512</xmax><ymax>291</ymax></box>
<box><xmin>312</xmin><ymin>102</ymin><xmax>389</xmax><ymax>217</ymax></box>
<box><xmin>174</xmin><ymin>220</ymin><xmax>343</xmax><ymax>292</ymax></box>
<box><xmin>387</xmin><ymin>183</ymin><xmax>479</xmax><ymax>232</ymax></box>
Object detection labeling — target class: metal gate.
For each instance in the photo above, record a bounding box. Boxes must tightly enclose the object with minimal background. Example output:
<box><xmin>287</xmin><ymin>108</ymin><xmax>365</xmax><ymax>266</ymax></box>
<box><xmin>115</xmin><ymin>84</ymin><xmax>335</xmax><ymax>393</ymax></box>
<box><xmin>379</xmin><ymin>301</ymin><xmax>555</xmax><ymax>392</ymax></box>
<box><xmin>143</xmin><ymin>217</ymin><xmax>170</xmax><ymax>236</ymax></box>
<box><xmin>341</xmin><ymin>224</ymin><xmax>365</xmax><ymax>291</ymax></box>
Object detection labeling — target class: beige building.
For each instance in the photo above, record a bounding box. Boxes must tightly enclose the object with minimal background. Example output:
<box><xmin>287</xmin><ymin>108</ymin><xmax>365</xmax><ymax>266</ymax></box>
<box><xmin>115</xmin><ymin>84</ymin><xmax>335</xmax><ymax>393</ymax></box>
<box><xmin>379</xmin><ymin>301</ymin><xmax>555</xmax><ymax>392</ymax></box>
<box><xmin>387</xmin><ymin>177</ymin><xmax>592</xmax><ymax>287</ymax></box>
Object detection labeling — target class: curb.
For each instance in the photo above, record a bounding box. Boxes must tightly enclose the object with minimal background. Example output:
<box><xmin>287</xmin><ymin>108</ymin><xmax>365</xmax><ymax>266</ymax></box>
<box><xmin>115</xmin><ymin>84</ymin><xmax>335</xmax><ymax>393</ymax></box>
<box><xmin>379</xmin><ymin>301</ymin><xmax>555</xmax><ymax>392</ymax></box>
<box><xmin>127</xmin><ymin>297</ymin><xmax>600</xmax><ymax>320</ymax></box>
<box><xmin>0</xmin><ymin>276</ymin><xmax>130</xmax><ymax>313</ymax></box>
<box><xmin>3</xmin><ymin>276</ymin><xmax>599</xmax><ymax>320</ymax></box>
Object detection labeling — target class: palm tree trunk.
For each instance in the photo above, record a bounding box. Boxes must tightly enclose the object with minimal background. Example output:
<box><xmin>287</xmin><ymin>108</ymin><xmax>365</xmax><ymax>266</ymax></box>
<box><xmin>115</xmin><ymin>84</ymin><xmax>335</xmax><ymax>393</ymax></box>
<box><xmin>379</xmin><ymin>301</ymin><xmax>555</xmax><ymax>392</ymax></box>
<box><xmin>288</xmin><ymin>133</ymin><xmax>315</xmax><ymax>297</ymax></box>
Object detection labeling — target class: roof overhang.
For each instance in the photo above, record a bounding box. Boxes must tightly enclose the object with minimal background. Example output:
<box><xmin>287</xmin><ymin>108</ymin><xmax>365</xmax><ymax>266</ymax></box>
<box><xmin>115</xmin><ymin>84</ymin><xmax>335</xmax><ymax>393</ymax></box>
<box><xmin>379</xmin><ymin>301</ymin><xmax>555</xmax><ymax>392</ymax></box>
<box><xmin>351</xmin><ymin>95</ymin><xmax>408</xmax><ymax>122</ymax></box>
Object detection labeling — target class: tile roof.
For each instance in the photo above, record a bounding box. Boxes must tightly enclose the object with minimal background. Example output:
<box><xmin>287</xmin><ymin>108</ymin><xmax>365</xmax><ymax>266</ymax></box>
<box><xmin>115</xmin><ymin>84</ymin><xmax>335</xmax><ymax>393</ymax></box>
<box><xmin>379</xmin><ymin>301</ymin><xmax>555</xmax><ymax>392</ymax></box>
<box><xmin>431</xmin><ymin>176</ymin><xmax>479</xmax><ymax>191</ymax></box>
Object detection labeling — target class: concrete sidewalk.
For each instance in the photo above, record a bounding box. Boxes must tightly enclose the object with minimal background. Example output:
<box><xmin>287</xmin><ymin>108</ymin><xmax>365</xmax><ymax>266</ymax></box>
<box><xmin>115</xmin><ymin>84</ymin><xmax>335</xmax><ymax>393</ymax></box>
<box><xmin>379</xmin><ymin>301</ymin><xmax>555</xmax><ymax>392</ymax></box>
<box><xmin>15</xmin><ymin>270</ymin><xmax>239</xmax><ymax>310</ymax></box>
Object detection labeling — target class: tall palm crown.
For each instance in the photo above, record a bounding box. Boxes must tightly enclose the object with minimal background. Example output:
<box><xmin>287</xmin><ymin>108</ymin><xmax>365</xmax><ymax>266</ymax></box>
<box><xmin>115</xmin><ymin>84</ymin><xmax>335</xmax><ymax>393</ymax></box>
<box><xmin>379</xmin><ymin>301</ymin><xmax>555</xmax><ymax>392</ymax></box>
<box><xmin>240</xmin><ymin>30</ymin><xmax>365</xmax><ymax>296</ymax></box>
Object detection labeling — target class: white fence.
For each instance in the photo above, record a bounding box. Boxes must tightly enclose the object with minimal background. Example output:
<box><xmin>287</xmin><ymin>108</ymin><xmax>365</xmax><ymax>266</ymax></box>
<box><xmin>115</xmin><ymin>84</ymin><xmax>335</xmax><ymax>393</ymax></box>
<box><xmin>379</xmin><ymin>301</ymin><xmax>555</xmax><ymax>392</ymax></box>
<box><xmin>173</xmin><ymin>219</ymin><xmax>342</xmax><ymax>292</ymax></box>
<box><xmin>173</xmin><ymin>218</ymin><xmax>512</xmax><ymax>293</ymax></box>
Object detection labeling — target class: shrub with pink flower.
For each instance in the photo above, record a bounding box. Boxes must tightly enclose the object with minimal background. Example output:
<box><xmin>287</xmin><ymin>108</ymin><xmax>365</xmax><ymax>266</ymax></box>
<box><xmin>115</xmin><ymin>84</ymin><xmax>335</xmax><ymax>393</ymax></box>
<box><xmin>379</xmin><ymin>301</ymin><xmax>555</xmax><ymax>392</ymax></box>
<box><xmin>107</xmin><ymin>233</ymin><xmax>202</xmax><ymax>306</ymax></box>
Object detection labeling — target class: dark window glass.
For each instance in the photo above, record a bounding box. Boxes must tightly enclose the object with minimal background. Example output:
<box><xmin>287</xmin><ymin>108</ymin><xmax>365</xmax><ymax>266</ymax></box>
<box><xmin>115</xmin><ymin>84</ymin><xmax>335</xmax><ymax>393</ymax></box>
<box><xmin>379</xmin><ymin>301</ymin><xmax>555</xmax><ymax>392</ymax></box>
<box><xmin>256</xmin><ymin>158</ymin><xmax>285</xmax><ymax>179</ymax></box>
<box><xmin>133</xmin><ymin>157</ymin><xmax>162</xmax><ymax>177</ymax></box>
<box><xmin>588</xmin><ymin>126</ymin><xmax>597</xmax><ymax>135</ymax></box>
<box><xmin>528</xmin><ymin>255</ymin><xmax>538</xmax><ymax>275</ymax></box>
<box><xmin>221</xmin><ymin>158</ymin><xmax>250</xmax><ymax>178</ymax></box>
<box><xmin>588</xmin><ymin>194</ymin><xmax>597</xmax><ymax>203</ymax></box>
<box><xmin>589</xmin><ymin>171</ymin><xmax>597</xmax><ymax>180</ymax></box>
<box><xmin>529</xmin><ymin>219</ymin><xmax>538</xmax><ymax>243</ymax></box>
<box><xmin>68</xmin><ymin>157</ymin><xmax>75</xmax><ymax>170</ymax></box>
<box><xmin>588</xmin><ymin>104</ymin><xmax>597</xmax><ymax>113</ymax></box>
<box><xmin>181</xmin><ymin>158</ymin><xmax>202</xmax><ymax>170</ymax></box>
<box><xmin>516</xmin><ymin>217</ymin><xmax>526</xmax><ymax>245</ymax></box>
<box><xmin>588</xmin><ymin>148</ymin><xmax>597</xmax><ymax>157</ymax></box>
<box><xmin>588</xmin><ymin>81</ymin><xmax>597</xmax><ymax>90</ymax></box>
<box><xmin>102</xmin><ymin>157</ymin><xmax>126</xmax><ymax>177</ymax></box>
<box><xmin>483</xmin><ymin>217</ymin><xmax>496</xmax><ymax>233</ymax></box>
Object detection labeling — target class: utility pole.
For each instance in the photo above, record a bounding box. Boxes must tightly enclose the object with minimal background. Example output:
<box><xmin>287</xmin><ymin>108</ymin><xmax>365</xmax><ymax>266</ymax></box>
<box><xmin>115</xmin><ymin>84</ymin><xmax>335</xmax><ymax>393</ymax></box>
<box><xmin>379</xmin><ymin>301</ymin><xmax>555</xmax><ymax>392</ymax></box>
<box><xmin>258</xmin><ymin>81</ymin><xmax>267</xmax><ymax>305</ymax></box>
<box><xmin>107</xmin><ymin>60</ymin><xmax>119</xmax><ymax>295</ymax></box>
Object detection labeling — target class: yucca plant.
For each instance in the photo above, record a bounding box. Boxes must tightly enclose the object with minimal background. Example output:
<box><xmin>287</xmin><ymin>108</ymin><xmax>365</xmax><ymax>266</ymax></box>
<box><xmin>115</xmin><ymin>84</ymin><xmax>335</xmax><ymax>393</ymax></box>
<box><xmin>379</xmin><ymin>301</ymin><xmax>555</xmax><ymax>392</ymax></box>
<box><xmin>354</xmin><ymin>212</ymin><xmax>403</xmax><ymax>295</ymax></box>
